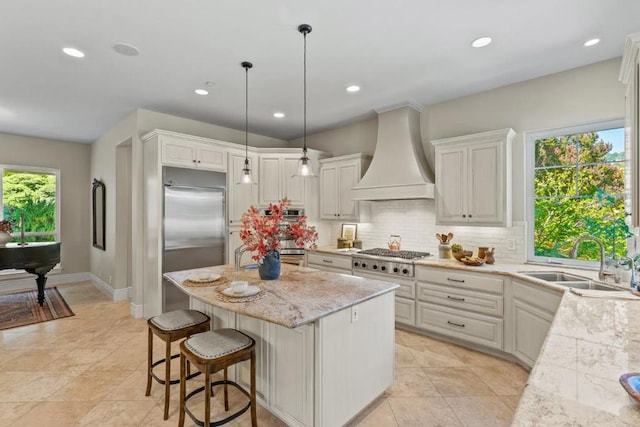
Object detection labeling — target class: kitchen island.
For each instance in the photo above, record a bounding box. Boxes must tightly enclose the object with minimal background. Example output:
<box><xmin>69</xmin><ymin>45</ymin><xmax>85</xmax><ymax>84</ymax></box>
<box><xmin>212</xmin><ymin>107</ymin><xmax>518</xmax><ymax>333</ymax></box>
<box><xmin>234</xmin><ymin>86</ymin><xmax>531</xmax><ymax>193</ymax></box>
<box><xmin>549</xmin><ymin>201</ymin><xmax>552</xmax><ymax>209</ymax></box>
<box><xmin>164</xmin><ymin>263</ymin><xmax>398</xmax><ymax>427</ymax></box>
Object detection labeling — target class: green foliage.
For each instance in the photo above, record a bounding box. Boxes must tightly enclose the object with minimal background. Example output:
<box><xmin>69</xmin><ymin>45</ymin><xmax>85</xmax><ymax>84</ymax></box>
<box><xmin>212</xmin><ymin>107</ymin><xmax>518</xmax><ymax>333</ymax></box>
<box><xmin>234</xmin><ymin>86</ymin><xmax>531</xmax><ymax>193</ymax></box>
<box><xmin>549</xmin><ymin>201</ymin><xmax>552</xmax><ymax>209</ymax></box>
<box><xmin>2</xmin><ymin>171</ymin><xmax>56</xmax><ymax>235</ymax></box>
<box><xmin>534</xmin><ymin>131</ymin><xmax>629</xmax><ymax>260</ymax></box>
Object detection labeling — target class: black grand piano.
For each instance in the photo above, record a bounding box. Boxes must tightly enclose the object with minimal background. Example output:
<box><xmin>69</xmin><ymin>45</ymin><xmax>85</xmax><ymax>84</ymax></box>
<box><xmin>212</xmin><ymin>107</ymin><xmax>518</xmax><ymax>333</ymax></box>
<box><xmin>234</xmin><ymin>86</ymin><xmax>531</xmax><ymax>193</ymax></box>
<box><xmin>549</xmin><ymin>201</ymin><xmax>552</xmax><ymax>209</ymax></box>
<box><xmin>0</xmin><ymin>242</ymin><xmax>61</xmax><ymax>306</ymax></box>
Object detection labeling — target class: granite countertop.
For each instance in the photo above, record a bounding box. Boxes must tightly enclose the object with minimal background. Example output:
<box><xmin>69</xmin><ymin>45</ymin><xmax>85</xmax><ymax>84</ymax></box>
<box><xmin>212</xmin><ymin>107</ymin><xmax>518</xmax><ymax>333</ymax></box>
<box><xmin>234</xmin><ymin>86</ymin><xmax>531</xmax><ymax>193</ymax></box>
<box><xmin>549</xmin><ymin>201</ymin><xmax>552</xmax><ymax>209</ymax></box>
<box><xmin>163</xmin><ymin>263</ymin><xmax>399</xmax><ymax>329</ymax></box>
<box><xmin>512</xmin><ymin>292</ymin><xmax>640</xmax><ymax>425</ymax></box>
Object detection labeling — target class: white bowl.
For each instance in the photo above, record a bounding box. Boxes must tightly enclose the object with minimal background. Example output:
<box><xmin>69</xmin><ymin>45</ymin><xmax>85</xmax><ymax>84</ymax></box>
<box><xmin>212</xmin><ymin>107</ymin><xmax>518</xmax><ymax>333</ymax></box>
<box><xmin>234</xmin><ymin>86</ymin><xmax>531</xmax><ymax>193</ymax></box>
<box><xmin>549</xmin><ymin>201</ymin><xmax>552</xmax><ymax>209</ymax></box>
<box><xmin>231</xmin><ymin>280</ymin><xmax>249</xmax><ymax>294</ymax></box>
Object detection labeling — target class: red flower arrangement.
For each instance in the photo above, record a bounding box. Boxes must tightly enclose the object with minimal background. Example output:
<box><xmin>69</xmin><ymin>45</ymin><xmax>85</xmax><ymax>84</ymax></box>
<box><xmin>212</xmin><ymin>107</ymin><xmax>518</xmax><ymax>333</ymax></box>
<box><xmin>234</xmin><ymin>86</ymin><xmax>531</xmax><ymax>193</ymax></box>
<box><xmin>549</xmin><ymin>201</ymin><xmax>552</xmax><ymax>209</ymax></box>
<box><xmin>240</xmin><ymin>198</ymin><xmax>318</xmax><ymax>262</ymax></box>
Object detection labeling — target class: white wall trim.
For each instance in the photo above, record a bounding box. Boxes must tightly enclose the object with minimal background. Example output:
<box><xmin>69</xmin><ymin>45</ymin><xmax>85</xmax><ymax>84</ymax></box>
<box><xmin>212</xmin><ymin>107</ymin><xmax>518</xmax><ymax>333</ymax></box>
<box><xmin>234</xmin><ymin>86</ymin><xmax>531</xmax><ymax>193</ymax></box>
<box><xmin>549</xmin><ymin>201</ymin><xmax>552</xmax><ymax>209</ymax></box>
<box><xmin>89</xmin><ymin>273</ymin><xmax>129</xmax><ymax>301</ymax></box>
<box><xmin>0</xmin><ymin>272</ymin><xmax>91</xmax><ymax>295</ymax></box>
<box><xmin>130</xmin><ymin>302</ymin><xmax>143</xmax><ymax>318</ymax></box>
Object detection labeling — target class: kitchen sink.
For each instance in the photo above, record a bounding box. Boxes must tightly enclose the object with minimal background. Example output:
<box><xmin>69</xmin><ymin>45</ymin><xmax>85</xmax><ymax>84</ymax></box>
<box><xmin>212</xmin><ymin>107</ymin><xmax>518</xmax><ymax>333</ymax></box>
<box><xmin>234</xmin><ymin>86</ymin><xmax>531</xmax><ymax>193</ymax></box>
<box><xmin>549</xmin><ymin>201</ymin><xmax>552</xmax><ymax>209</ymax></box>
<box><xmin>518</xmin><ymin>271</ymin><xmax>589</xmax><ymax>282</ymax></box>
<box><xmin>518</xmin><ymin>271</ymin><xmax>624</xmax><ymax>291</ymax></box>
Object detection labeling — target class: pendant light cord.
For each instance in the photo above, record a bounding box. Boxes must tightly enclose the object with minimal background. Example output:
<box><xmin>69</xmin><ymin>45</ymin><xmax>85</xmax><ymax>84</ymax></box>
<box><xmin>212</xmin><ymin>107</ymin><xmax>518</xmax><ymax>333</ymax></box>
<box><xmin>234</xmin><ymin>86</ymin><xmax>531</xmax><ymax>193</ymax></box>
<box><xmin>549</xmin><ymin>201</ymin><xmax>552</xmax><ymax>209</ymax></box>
<box><xmin>303</xmin><ymin>29</ymin><xmax>307</xmax><ymax>155</ymax></box>
<box><xmin>245</xmin><ymin>64</ymin><xmax>249</xmax><ymax>161</ymax></box>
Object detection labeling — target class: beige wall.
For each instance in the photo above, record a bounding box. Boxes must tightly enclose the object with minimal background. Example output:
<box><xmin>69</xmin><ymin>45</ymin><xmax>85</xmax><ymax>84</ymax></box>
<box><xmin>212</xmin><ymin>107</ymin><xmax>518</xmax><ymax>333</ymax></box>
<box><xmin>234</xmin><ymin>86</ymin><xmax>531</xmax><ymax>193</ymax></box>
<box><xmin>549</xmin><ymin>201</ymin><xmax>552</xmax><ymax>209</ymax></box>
<box><xmin>289</xmin><ymin>118</ymin><xmax>378</xmax><ymax>157</ymax></box>
<box><xmin>299</xmin><ymin>58</ymin><xmax>626</xmax><ymax>224</ymax></box>
<box><xmin>138</xmin><ymin>110</ymin><xmax>289</xmax><ymax>148</ymax></box>
<box><xmin>0</xmin><ymin>132</ymin><xmax>91</xmax><ymax>274</ymax></box>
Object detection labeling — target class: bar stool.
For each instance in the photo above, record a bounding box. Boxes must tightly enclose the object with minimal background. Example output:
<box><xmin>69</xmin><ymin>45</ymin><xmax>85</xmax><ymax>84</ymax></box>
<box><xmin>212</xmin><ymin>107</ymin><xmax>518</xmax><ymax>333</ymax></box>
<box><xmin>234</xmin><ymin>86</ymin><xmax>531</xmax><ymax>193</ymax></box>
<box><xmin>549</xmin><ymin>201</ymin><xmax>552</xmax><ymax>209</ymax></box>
<box><xmin>179</xmin><ymin>329</ymin><xmax>257</xmax><ymax>427</ymax></box>
<box><xmin>146</xmin><ymin>309</ymin><xmax>211</xmax><ymax>420</ymax></box>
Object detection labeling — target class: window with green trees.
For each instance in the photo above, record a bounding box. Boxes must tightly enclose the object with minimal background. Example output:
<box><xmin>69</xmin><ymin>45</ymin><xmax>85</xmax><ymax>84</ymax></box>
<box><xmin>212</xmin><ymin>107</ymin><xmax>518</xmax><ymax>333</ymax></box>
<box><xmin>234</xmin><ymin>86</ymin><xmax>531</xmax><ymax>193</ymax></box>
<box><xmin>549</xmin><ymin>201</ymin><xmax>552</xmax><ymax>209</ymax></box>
<box><xmin>530</xmin><ymin>122</ymin><xmax>629</xmax><ymax>263</ymax></box>
<box><xmin>0</xmin><ymin>167</ymin><xmax>58</xmax><ymax>243</ymax></box>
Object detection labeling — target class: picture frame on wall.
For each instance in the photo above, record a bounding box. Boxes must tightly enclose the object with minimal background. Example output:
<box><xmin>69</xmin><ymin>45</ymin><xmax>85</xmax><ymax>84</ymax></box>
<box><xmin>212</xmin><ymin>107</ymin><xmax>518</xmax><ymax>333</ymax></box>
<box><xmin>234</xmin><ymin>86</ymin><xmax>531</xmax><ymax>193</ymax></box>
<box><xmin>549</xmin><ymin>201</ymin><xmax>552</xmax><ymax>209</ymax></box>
<box><xmin>341</xmin><ymin>223</ymin><xmax>357</xmax><ymax>241</ymax></box>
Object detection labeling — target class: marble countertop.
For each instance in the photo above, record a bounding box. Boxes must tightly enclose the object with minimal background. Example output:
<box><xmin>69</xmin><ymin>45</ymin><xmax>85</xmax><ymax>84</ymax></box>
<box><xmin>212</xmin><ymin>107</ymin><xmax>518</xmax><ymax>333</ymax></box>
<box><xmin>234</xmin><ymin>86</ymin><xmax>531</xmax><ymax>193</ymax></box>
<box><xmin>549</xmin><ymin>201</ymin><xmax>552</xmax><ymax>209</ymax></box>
<box><xmin>163</xmin><ymin>263</ymin><xmax>399</xmax><ymax>329</ymax></box>
<box><xmin>512</xmin><ymin>292</ymin><xmax>640</xmax><ymax>425</ymax></box>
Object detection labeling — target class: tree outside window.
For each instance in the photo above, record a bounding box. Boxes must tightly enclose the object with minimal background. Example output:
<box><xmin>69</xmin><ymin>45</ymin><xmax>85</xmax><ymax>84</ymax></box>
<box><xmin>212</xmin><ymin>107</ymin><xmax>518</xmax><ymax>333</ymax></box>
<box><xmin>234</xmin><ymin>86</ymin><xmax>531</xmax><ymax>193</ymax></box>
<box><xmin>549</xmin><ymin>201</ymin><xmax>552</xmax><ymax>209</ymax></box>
<box><xmin>533</xmin><ymin>127</ymin><xmax>629</xmax><ymax>262</ymax></box>
<box><xmin>1</xmin><ymin>168</ymin><xmax>58</xmax><ymax>243</ymax></box>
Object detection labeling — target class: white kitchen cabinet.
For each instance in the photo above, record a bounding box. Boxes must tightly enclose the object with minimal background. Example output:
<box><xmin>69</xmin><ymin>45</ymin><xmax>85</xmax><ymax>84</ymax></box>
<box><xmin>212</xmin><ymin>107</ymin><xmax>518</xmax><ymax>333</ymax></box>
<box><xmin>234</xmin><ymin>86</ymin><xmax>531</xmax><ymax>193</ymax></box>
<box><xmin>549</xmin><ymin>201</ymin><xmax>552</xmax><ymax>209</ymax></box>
<box><xmin>227</xmin><ymin>152</ymin><xmax>258</xmax><ymax>225</ymax></box>
<box><xmin>620</xmin><ymin>33</ymin><xmax>640</xmax><ymax>227</ymax></box>
<box><xmin>306</xmin><ymin>252</ymin><xmax>352</xmax><ymax>274</ymax></box>
<box><xmin>319</xmin><ymin>154</ymin><xmax>371</xmax><ymax>220</ymax></box>
<box><xmin>259</xmin><ymin>154</ymin><xmax>305</xmax><ymax>207</ymax></box>
<box><xmin>510</xmin><ymin>280</ymin><xmax>562</xmax><ymax>368</ymax></box>
<box><xmin>351</xmin><ymin>268</ymin><xmax>415</xmax><ymax>326</ymax></box>
<box><xmin>415</xmin><ymin>265</ymin><xmax>504</xmax><ymax>350</ymax></box>
<box><xmin>432</xmin><ymin>128</ymin><xmax>515</xmax><ymax>226</ymax></box>
<box><xmin>161</xmin><ymin>135</ymin><xmax>227</xmax><ymax>171</ymax></box>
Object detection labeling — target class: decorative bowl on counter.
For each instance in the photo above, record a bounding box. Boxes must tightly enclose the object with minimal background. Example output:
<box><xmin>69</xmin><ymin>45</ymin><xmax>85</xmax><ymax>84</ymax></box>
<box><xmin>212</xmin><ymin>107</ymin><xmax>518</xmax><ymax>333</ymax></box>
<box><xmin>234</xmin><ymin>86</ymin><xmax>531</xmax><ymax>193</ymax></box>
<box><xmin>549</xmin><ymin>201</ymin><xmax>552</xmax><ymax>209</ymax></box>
<box><xmin>459</xmin><ymin>256</ymin><xmax>486</xmax><ymax>266</ymax></box>
<box><xmin>453</xmin><ymin>250</ymin><xmax>473</xmax><ymax>261</ymax></box>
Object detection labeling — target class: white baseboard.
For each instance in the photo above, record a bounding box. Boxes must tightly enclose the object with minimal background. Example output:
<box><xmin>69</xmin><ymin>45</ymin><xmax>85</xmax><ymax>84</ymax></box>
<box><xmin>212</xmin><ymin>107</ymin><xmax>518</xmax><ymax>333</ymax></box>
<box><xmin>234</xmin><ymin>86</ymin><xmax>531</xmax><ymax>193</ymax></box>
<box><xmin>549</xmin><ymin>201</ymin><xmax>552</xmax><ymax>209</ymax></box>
<box><xmin>88</xmin><ymin>273</ymin><xmax>129</xmax><ymax>301</ymax></box>
<box><xmin>130</xmin><ymin>302</ymin><xmax>143</xmax><ymax>318</ymax></box>
<box><xmin>0</xmin><ymin>272</ymin><xmax>92</xmax><ymax>295</ymax></box>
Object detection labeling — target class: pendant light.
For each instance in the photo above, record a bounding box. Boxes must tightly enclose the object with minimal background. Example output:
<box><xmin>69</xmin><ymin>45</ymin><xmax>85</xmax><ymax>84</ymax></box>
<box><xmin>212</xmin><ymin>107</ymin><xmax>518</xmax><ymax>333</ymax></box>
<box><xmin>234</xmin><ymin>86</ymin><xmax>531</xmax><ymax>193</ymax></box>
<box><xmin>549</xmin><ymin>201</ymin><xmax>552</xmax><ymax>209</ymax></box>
<box><xmin>293</xmin><ymin>24</ymin><xmax>316</xmax><ymax>177</ymax></box>
<box><xmin>239</xmin><ymin>61</ymin><xmax>253</xmax><ymax>184</ymax></box>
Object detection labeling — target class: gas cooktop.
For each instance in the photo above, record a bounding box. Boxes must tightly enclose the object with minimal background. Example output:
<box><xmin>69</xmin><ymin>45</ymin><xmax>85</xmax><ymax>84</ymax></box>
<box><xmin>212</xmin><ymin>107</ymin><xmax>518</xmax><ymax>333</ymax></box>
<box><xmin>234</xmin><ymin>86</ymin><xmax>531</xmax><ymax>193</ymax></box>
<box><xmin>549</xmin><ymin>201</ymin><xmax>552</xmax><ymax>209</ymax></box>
<box><xmin>357</xmin><ymin>248</ymin><xmax>431</xmax><ymax>260</ymax></box>
<box><xmin>352</xmin><ymin>248</ymin><xmax>431</xmax><ymax>277</ymax></box>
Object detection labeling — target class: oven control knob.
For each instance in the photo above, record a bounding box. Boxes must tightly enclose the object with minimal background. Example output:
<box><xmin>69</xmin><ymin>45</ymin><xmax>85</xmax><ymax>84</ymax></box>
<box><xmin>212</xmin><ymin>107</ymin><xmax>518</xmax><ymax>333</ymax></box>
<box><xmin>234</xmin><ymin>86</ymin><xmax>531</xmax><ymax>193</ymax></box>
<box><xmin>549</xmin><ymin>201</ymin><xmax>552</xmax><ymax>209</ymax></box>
<box><xmin>393</xmin><ymin>267</ymin><xmax>399</xmax><ymax>273</ymax></box>
<box><xmin>402</xmin><ymin>268</ymin><xmax>408</xmax><ymax>274</ymax></box>
<box><xmin>354</xmin><ymin>262</ymin><xmax>359</xmax><ymax>267</ymax></box>
<box><xmin>361</xmin><ymin>263</ymin><xmax>367</xmax><ymax>268</ymax></box>
<box><xmin>381</xmin><ymin>266</ymin><xmax>386</xmax><ymax>271</ymax></box>
<box><xmin>373</xmin><ymin>264</ymin><xmax>378</xmax><ymax>270</ymax></box>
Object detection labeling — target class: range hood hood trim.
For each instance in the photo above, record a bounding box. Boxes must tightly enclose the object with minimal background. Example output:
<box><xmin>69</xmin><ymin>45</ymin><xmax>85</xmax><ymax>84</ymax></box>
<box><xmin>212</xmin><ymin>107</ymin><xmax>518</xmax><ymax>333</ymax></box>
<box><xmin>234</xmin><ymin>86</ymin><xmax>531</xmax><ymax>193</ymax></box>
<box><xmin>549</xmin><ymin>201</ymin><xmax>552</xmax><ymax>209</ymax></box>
<box><xmin>351</xmin><ymin>104</ymin><xmax>435</xmax><ymax>201</ymax></box>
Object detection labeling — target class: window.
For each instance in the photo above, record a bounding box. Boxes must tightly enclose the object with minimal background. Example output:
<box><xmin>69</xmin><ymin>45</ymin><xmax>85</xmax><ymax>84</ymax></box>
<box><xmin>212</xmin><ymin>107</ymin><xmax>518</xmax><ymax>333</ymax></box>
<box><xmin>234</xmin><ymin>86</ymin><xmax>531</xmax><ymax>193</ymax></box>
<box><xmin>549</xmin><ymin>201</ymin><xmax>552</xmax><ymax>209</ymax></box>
<box><xmin>0</xmin><ymin>166</ymin><xmax>59</xmax><ymax>243</ymax></box>
<box><xmin>527</xmin><ymin>120</ymin><xmax>628</xmax><ymax>265</ymax></box>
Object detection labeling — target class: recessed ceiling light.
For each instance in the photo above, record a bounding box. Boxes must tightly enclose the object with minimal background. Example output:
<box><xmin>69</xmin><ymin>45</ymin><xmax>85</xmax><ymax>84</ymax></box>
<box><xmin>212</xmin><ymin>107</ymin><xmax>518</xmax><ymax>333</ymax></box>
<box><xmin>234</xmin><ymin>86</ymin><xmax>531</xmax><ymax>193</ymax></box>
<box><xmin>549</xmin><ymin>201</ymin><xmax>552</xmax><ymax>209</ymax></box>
<box><xmin>62</xmin><ymin>47</ymin><xmax>85</xmax><ymax>58</ymax></box>
<box><xmin>205</xmin><ymin>81</ymin><xmax>216</xmax><ymax>86</ymax></box>
<box><xmin>273</xmin><ymin>112</ymin><xmax>285</xmax><ymax>118</ymax></box>
<box><xmin>346</xmin><ymin>85</ymin><xmax>361</xmax><ymax>93</ymax></box>
<box><xmin>113</xmin><ymin>43</ymin><xmax>139</xmax><ymax>56</ymax></box>
<box><xmin>471</xmin><ymin>37</ymin><xmax>492</xmax><ymax>48</ymax></box>
<box><xmin>584</xmin><ymin>38</ymin><xmax>600</xmax><ymax>47</ymax></box>
<box><xmin>194</xmin><ymin>89</ymin><xmax>208</xmax><ymax>96</ymax></box>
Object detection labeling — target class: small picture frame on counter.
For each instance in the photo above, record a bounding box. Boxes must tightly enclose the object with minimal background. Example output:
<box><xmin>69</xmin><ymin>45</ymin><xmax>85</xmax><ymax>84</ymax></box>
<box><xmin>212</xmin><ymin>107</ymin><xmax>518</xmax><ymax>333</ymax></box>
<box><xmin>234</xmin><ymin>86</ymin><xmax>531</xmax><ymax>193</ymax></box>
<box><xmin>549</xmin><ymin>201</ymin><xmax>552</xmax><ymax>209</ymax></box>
<box><xmin>341</xmin><ymin>223</ymin><xmax>357</xmax><ymax>241</ymax></box>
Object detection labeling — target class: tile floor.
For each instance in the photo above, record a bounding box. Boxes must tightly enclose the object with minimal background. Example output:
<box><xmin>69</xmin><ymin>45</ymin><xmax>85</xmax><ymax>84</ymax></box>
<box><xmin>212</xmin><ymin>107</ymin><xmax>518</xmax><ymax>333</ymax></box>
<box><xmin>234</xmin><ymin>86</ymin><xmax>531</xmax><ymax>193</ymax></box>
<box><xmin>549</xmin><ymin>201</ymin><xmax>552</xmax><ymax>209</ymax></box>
<box><xmin>0</xmin><ymin>281</ymin><xmax>528</xmax><ymax>426</ymax></box>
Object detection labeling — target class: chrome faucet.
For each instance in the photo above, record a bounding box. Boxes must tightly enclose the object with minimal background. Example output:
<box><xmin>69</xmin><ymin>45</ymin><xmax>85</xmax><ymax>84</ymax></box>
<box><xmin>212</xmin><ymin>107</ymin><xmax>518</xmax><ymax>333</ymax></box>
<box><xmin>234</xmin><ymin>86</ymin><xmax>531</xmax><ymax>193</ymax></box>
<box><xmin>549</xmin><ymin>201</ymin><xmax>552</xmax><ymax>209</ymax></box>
<box><xmin>570</xmin><ymin>235</ymin><xmax>613</xmax><ymax>282</ymax></box>
<box><xmin>624</xmin><ymin>257</ymin><xmax>639</xmax><ymax>290</ymax></box>
<box><xmin>234</xmin><ymin>244</ymin><xmax>247</xmax><ymax>271</ymax></box>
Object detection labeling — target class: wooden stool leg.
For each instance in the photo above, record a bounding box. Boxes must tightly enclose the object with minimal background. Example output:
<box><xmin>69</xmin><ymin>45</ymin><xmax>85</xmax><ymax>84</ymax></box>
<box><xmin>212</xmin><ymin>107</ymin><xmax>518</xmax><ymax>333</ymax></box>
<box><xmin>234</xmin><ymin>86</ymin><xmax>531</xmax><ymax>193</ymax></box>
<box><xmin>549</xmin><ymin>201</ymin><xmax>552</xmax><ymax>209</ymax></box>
<box><xmin>205</xmin><ymin>370</ymin><xmax>211</xmax><ymax>427</ymax></box>
<box><xmin>178</xmin><ymin>353</ymin><xmax>186</xmax><ymax>427</ymax></box>
<box><xmin>250</xmin><ymin>349</ymin><xmax>257</xmax><ymax>427</ymax></box>
<box><xmin>224</xmin><ymin>367</ymin><xmax>229</xmax><ymax>411</ymax></box>
<box><xmin>145</xmin><ymin>328</ymin><xmax>153</xmax><ymax>396</ymax></box>
<box><xmin>163</xmin><ymin>338</ymin><xmax>171</xmax><ymax>420</ymax></box>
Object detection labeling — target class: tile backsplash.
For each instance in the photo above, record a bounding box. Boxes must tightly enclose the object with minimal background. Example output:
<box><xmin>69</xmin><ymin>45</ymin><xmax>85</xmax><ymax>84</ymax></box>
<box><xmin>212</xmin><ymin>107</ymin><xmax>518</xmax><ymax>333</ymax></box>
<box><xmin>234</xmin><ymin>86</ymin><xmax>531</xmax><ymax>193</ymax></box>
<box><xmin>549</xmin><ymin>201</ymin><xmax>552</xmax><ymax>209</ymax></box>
<box><xmin>323</xmin><ymin>199</ymin><xmax>526</xmax><ymax>263</ymax></box>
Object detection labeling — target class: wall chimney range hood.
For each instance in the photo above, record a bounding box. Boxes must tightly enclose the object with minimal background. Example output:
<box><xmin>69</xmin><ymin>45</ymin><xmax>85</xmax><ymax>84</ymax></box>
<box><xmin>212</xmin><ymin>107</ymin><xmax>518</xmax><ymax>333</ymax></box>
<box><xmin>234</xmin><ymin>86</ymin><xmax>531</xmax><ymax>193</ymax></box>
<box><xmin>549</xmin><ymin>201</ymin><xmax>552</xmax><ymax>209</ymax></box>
<box><xmin>351</xmin><ymin>103</ymin><xmax>435</xmax><ymax>200</ymax></box>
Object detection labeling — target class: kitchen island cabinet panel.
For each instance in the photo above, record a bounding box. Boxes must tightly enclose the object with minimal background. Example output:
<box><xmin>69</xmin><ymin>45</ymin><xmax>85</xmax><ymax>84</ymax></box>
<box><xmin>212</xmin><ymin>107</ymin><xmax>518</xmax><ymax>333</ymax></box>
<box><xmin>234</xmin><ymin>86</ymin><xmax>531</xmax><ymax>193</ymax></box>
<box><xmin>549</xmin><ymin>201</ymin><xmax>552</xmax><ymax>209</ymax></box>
<box><xmin>166</xmin><ymin>264</ymin><xmax>397</xmax><ymax>427</ymax></box>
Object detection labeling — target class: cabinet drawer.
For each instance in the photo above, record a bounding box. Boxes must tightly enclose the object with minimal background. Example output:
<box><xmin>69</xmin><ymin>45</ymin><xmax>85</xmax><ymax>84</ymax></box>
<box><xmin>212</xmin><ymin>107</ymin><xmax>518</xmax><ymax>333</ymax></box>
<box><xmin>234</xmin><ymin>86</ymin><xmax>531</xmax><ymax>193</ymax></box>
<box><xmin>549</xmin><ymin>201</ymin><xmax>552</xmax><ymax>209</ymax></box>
<box><xmin>395</xmin><ymin>297</ymin><xmax>415</xmax><ymax>326</ymax></box>
<box><xmin>415</xmin><ymin>266</ymin><xmax>503</xmax><ymax>294</ymax></box>
<box><xmin>416</xmin><ymin>282</ymin><xmax>503</xmax><ymax>317</ymax></box>
<box><xmin>394</xmin><ymin>280</ymin><xmax>415</xmax><ymax>299</ymax></box>
<box><xmin>307</xmin><ymin>253</ymin><xmax>352</xmax><ymax>271</ymax></box>
<box><xmin>416</xmin><ymin>301</ymin><xmax>503</xmax><ymax>350</ymax></box>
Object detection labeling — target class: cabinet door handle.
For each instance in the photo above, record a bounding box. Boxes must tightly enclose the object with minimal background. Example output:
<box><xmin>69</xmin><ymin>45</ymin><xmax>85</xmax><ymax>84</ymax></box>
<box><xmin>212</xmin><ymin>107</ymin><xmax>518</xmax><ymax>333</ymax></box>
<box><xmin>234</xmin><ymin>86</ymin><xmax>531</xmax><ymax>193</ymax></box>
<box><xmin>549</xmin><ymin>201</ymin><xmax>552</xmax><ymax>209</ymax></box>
<box><xmin>197</xmin><ymin>160</ymin><xmax>201</xmax><ymax>163</ymax></box>
<box><xmin>468</xmin><ymin>214</ymin><xmax>472</xmax><ymax>218</ymax></box>
<box><xmin>446</xmin><ymin>295</ymin><xmax>465</xmax><ymax>302</ymax></box>
<box><xmin>462</xmin><ymin>214</ymin><xmax>466</xmax><ymax>218</ymax></box>
<box><xmin>446</xmin><ymin>278</ymin><xmax>465</xmax><ymax>283</ymax></box>
<box><xmin>322</xmin><ymin>259</ymin><xmax>333</xmax><ymax>264</ymax></box>
<box><xmin>192</xmin><ymin>159</ymin><xmax>197</xmax><ymax>163</ymax></box>
<box><xmin>447</xmin><ymin>320</ymin><xmax>465</xmax><ymax>328</ymax></box>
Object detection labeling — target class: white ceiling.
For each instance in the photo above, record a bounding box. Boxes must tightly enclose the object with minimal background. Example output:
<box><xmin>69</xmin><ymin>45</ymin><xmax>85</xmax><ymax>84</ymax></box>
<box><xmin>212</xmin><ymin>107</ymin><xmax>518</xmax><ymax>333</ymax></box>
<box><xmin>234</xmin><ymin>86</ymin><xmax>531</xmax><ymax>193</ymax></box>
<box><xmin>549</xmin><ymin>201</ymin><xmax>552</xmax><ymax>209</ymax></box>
<box><xmin>1</xmin><ymin>0</ymin><xmax>639</xmax><ymax>144</ymax></box>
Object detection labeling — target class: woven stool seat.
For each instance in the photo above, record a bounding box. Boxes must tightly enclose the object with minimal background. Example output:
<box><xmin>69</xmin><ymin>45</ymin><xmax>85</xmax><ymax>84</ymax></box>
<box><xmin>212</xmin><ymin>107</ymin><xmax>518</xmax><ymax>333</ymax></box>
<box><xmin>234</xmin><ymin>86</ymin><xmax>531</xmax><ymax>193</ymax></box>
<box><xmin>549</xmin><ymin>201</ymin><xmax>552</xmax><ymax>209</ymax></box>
<box><xmin>146</xmin><ymin>309</ymin><xmax>211</xmax><ymax>420</ymax></box>
<box><xmin>179</xmin><ymin>329</ymin><xmax>257</xmax><ymax>427</ymax></box>
<box><xmin>150</xmin><ymin>309</ymin><xmax>210</xmax><ymax>331</ymax></box>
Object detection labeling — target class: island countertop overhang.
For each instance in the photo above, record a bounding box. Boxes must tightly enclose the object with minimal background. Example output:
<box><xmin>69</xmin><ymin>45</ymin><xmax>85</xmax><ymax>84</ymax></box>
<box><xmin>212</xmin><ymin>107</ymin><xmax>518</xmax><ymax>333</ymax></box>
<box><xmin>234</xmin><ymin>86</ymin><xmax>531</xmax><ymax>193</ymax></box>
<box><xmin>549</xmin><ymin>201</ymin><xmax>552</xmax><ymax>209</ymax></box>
<box><xmin>163</xmin><ymin>263</ymin><xmax>399</xmax><ymax>329</ymax></box>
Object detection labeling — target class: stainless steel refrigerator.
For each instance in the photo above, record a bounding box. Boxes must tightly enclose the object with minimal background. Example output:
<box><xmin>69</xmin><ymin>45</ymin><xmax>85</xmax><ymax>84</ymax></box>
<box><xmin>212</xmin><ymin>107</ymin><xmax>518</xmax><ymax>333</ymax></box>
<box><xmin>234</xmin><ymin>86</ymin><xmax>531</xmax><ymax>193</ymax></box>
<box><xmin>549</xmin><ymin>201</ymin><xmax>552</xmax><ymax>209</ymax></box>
<box><xmin>162</xmin><ymin>166</ymin><xmax>226</xmax><ymax>312</ymax></box>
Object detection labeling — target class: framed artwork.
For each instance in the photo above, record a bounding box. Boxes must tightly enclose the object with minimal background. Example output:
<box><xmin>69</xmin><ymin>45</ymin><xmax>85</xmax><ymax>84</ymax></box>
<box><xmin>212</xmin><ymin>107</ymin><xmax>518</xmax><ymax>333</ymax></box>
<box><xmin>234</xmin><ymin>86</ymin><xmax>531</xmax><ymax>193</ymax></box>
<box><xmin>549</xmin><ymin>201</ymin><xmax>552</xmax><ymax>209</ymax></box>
<box><xmin>341</xmin><ymin>223</ymin><xmax>357</xmax><ymax>240</ymax></box>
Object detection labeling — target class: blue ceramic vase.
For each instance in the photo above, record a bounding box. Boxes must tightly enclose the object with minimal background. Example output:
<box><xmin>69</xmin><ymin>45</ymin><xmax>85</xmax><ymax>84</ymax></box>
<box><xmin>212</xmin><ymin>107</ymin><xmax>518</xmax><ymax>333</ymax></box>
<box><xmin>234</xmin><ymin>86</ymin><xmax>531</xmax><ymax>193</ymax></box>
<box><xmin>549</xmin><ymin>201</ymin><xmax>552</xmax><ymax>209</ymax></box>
<box><xmin>259</xmin><ymin>250</ymin><xmax>281</xmax><ymax>280</ymax></box>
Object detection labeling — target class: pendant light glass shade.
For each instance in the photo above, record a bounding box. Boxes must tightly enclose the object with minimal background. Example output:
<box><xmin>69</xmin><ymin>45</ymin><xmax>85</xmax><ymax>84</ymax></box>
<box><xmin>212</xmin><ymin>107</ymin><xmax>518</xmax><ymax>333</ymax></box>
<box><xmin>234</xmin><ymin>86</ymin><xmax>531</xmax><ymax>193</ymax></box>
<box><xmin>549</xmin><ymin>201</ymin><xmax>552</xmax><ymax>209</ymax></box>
<box><xmin>293</xmin><ymin>24</ymin><xmax>316</xmax><ymax>178</ymax></box>
<box><xmin>238</xmin><ymin>61</ymin><xmax>253</xmax><ymax>184</ymax></box>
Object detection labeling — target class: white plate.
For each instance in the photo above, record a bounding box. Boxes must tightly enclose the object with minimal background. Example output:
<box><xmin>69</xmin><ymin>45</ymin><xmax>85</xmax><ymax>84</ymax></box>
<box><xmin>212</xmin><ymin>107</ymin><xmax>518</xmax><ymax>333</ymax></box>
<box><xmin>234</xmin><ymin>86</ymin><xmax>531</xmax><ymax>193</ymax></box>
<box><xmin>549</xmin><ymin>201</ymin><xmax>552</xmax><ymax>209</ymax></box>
<box><xmin>222</xmin><ymin>285</ymin><xmax>260</xmax><ymax>298</ymax></box>
<box><xmin>188</xmin><ymin>271</ymin><xmax>222</xmax><ymax>283</ymax></box>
